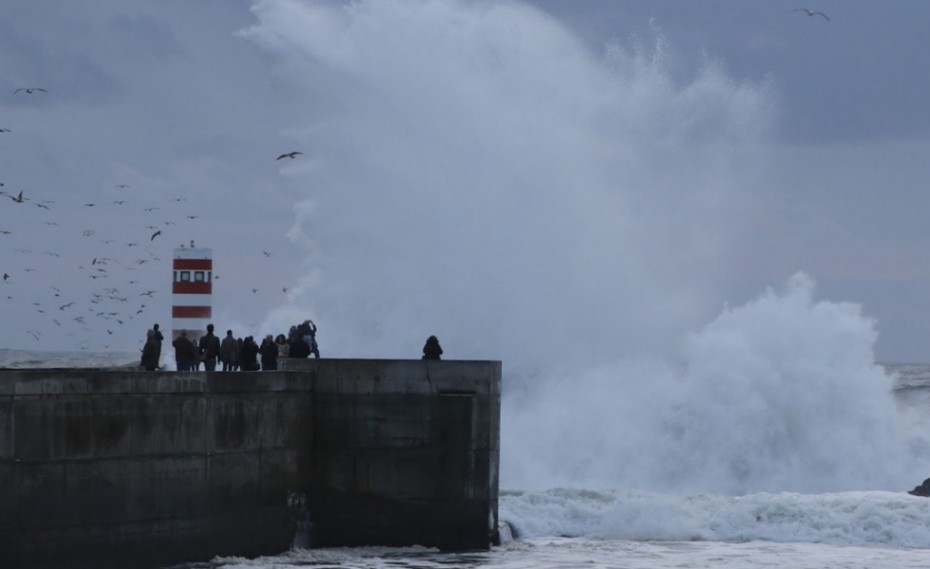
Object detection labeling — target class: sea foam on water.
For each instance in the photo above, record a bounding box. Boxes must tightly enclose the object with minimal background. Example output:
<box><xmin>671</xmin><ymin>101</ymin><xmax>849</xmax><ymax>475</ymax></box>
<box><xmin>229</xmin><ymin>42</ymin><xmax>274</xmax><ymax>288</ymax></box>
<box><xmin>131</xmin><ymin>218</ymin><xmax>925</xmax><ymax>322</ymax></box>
<box><xmin>502</xmin><ymin>273</ymin><xmax>925</xmax><ymax>494</ymax></box>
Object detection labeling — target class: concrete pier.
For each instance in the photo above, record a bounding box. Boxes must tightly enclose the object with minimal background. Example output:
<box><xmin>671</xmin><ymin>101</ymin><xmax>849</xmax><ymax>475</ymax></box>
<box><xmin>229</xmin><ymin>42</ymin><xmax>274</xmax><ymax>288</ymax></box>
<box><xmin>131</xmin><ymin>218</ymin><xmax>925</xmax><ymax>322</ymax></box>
<box><xmin>0</xmin><ymin>359</ymin><xmax>500</xmax><ymax>568</ymax></box>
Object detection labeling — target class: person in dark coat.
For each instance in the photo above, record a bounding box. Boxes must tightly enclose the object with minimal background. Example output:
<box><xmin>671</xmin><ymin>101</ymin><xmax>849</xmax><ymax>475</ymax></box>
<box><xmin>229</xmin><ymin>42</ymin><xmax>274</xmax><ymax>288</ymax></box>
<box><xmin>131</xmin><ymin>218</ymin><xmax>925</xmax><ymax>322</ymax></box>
<box><xmin>172</xmin><ymin>329</ymin><xmax>197</xmax><ymax>371</ymax></box>
<box><xmin>152</xmin><ymin>323</ymin><xmax>164</xmax><ymax>370</ymax></box>
<box><xmin>240</xmin><ymin>336</ymin><xmax>260</xmax><ymax>371</ymax></box>
<box><xmin>297</xmin><ymin>319</ymin><xmax>320</xmax><ymax>359</ymax></box>
<box><xmin>140</xmin><ymin>329</ymin><xmax>160</xmax><ymax>371</ymax></box>
<box><xmin>422</xmin><ymin>335</ymin><xmax>443</xmax><ymax>360</ymax></box>
<box><xmin>198</xmin><ymin>323</ymin><xmax>221</xmax><ymax>371</ymax></box>
<box><xmin>260</xmin><ymin>334</ymin><xmax>278</xmax><ymax>371</ymax></box>
<box><xmin>220</xmin><ymin>329</ymin><xmax>238</xmax><ymax>372</ymax></box>
<box><xmin>287</xmin><ymin>334</ymin><xmax>310</xmax><ymax>358</ymax></box>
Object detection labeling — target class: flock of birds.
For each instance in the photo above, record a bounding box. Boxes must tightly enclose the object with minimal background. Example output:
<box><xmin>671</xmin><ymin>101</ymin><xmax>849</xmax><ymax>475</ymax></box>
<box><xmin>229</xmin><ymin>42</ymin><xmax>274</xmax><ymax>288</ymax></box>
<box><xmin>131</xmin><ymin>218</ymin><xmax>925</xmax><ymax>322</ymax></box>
<box><xmin>1</xmin><ymin>6</ymin><xmax>830</xmax><ymax>353</ymax></box>
<box><xmin>2</xmin><ymin>86</ymin><xmax>304</xmax><ymax>352</ymax></box>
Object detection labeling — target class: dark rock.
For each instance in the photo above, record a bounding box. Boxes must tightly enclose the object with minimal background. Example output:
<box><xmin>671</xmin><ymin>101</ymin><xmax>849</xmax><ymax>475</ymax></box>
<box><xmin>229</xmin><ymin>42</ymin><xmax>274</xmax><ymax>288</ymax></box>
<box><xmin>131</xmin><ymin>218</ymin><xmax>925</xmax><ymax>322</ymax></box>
<box><xmin>908</xmin><ymin>478</ymin><xmax>930</xmax><ymax>496</ymax></box>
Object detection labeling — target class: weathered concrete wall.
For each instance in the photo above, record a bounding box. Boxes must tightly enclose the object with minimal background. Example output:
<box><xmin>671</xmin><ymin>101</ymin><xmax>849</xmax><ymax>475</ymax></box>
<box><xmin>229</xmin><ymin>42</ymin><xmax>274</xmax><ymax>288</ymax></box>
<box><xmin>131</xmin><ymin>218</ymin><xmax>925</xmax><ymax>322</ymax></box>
<box><xmin>0</xmin><ymin>359</ymin><xmax>500</xmax><ymax>569</ymax></box>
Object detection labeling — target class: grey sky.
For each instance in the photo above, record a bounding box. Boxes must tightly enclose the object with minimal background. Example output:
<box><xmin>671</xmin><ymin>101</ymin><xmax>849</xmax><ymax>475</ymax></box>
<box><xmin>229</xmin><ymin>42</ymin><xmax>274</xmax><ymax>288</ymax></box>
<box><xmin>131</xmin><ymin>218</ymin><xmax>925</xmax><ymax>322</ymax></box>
<box><xmin>2</xmin><ymin>0</ymin><xmax>930</xmax><ymax>365</ymax></box>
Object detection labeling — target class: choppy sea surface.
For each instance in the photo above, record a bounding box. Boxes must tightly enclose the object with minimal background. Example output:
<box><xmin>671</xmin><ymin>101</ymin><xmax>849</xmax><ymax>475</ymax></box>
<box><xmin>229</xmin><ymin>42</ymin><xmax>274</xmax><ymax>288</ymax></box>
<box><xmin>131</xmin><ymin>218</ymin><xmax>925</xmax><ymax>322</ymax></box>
<box><xmin>5</xmin><ymin>351</ymin><xmax>930</xmax><ymax>569</ymax></box>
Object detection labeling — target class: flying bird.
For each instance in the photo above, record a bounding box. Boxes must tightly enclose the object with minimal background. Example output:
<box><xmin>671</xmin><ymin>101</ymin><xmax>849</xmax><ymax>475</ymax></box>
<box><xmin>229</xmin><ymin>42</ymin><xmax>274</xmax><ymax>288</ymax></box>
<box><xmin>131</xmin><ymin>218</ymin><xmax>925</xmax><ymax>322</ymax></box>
<box><xmin>150</xmin><ymin>230</ymin><xmax>162</xmax><ymax>241</ymax></box>
<box><xmin>14</xmin><ymin>87</ymin><xmax>47</xmax><ymax>94</ymax></box>
<box><xmin>792</xmin><ymin>8</ymin><xmax>830</xmax><ymax>20</ymax></box>
<box><xmin>276</xmin><ymin>151</ymin><xmax>302</xmax><ymax>160</ymax></box>
<box><xmin>2</xmin><ymin>273</ymin><xmax>8</xmax><ymax>281</ymax></box>
<box><xmin>9</xmin><ymin>191</ymin><xmax>24</xmax><ymax>203</ymax></box>
<box><xmin>0</xmin><ymin>128</ymin><xmax>10</xmax><ymax>133</ymax></box>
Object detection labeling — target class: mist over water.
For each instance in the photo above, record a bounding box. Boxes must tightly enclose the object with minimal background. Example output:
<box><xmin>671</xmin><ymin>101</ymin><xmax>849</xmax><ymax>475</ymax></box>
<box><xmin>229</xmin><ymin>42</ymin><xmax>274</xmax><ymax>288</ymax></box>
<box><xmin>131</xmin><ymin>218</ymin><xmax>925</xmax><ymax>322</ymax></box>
<box><xmin>243</xmin><ymin>1</ymin><xmax>930</xmax><ymax>494</ymax></box>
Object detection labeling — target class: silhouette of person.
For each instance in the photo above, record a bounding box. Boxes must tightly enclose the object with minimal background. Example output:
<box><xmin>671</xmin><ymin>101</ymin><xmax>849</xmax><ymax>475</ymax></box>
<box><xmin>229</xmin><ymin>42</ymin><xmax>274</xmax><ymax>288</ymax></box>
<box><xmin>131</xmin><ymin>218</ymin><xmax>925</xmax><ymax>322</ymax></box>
<box><xmin>172</xmin><ymin>329</ymin><xmax>197</xmax><ymax>372</ymax></box>
<box><xmin>288</xmin><ymin>330</ymin><xmax>310</xmax><ymax>358</ymax></box>
<box><xmin>140</xmin><ymin>329</ymin><xmax>159</xmax><ymax>371</ymax></box>
<box><xmin>198</xmin><ymin>323</ymin><xmax>221</xmax><ymax>371</ymax></box>
<box><xmin>240</xmin><ymin>335</ymin><xmax>260</xmax><ymax>371</ymax></box>
<box><xmin>297</xmin><ymin>319</ymin><xmax>320</xmax><ymax>359</ymax></box>
<box><xmin>152</xmin><ymin>323</ymin><xmax>164</xmax><ymax>370</ymax></box>
<box><xmin>220</xmin><ymin>329</ymin><xmax>238</xmax><ymax>372</ymax></box>
<box><xmin>260</xmin><ymin>334</ymin><xmax>278</xmax><ymax>371</ymax></box>
<box><xmin>422</xmin><ymin>335</ymin><xmax>443</xmax><ymax>360</ymax></box>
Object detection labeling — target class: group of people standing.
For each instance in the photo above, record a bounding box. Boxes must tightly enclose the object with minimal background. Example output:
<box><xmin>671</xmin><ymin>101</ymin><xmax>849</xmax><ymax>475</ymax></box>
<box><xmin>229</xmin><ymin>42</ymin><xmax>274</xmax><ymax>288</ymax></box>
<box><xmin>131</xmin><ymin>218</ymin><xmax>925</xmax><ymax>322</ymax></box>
<box><xmin>216</xmin><ymin>328</ymin><xmax>294</xmax><ymax>372</ymax></box>
<box><xmin>141</xmin><ymin>320</ymin><xmax>445</xmax><ymax>371</ymax></box>
<box><xmin>140</xmin><ymin>319</ymin><xmax>323</xmax><ymax>372</ymax></box>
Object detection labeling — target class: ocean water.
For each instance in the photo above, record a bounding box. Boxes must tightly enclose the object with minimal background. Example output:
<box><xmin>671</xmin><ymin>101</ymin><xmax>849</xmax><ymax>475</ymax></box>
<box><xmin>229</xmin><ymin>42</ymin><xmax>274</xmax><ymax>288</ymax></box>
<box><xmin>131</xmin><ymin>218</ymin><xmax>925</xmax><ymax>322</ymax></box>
<box><xmin>5</xmin><ymin>350</ymin><xmax>930</xmax><ymax>568</ymax></box>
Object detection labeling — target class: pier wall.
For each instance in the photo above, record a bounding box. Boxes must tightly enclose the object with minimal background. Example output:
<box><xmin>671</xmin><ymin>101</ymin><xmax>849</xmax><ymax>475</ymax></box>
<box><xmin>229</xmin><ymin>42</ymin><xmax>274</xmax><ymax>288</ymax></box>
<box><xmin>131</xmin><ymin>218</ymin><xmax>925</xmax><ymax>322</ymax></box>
<box><xmin>0</xmin><ymin>359</ymin><xmax>500</xmax><ymax>568</ymax></box>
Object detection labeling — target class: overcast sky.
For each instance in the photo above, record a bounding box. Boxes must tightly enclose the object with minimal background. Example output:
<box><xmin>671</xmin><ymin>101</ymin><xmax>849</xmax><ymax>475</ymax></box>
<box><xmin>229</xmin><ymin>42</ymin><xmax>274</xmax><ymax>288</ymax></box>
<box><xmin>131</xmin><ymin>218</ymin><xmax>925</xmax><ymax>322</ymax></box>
<box><xmin>3</xmin><ymin>0</ymin><xmax>930</xmax><ymax>365</ymax></box>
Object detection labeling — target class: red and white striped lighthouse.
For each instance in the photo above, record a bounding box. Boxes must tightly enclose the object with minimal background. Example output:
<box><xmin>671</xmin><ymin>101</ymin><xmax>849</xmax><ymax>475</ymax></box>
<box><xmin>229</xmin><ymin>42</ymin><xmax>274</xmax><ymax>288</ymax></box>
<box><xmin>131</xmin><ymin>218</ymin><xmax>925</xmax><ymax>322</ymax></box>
<box><xmin>171</xmin><ymin>242</ymin><xmax>213</xmax><ymax>342</ymax></box>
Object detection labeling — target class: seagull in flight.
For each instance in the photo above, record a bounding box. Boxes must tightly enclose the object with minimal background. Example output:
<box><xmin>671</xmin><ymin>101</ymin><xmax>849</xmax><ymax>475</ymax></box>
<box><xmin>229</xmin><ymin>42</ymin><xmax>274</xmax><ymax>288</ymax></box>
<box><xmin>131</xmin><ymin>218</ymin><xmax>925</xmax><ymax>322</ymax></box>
<box><xmin>14</xmin><ymin>87</ymin><xmax>47</xmax><ymax>94</ymax></box>
<box><xmin>0</xmin><ymin>128</ymin><xmax>10</xmax><ymax>133</ymax></box>
<box><xmin>276</xmin><ymin>151</ymin><xmax>302</xmax><ymax>160</ymax></box>
<box><xmin>793</xmin><ymin>8</ymin><xmax>830</xmax><ymax>20</ymax></box>
<box><xmin>9</xmin><ymin>191</ymin><xmax>24</xmax><ymax>203</ymax></box>
<box><xmin>150</xmin><ymin>230</ymin><xmax>162</xmax><ymax>241</ymax></box>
